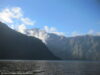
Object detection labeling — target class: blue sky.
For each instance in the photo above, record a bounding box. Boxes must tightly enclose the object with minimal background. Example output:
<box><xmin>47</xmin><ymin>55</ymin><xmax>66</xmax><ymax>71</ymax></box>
<box><xmin>0</xmin><ymin>0</ymin><xmax>100</xmax><ymax>36</ymax></box>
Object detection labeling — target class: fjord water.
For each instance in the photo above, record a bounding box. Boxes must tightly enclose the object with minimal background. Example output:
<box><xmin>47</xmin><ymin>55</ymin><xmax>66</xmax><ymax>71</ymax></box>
<box><xmin>0</xmin><ymin>60</ymin><xmax>100</xmax><ymax>75</ymax></box>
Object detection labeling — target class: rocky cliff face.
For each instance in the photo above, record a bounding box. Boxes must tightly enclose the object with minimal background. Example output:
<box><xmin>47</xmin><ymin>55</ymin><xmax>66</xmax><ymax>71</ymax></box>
<box><xmin>0</xmin><ymin>22</ymin><xmax>60</xmax><ymax>60</ymax></box>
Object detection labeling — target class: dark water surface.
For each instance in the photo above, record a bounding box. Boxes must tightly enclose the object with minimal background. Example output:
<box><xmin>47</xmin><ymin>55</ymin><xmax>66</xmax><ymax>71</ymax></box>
<box><xmin>0</xmin><ymin>60</ymin><xmax>100</xmax><ymax>75</ymax></box>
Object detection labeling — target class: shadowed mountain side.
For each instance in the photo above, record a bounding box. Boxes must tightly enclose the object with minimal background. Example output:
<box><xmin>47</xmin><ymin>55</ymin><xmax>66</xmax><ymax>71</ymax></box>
<box><xmin>0</xmin><ymin>22</ymin><xmax>60</xmax><ymax>60</ymax></box>
<box><xmin>24</xmin><ymin>28</ymin><xmax>100</xmax><ymax>60</ymax></box>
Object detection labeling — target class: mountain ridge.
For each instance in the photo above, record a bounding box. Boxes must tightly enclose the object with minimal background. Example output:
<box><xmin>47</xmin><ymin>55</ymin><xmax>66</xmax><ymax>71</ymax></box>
<box><xmin>24</xmin><ymin>28</ymin><xmax>100</xmax><ymax>60</ymax></box>
<box><xmin>0</xmin><ymin>22</ymin><xmax>60</xmax><ymax>60</ymax></box>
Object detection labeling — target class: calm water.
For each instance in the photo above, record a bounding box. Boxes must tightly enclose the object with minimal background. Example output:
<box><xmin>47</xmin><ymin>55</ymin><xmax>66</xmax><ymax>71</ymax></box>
<box><xmin>0</xmin><ymin>60</ymin><xmax>100</xmax><ymax>75</ymax></box>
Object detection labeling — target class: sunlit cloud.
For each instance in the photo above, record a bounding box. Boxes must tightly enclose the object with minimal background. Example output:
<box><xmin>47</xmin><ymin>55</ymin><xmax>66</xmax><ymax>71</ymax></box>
<box><xmin>21</xmin><ymin>18</ymin><xmax>36</xmax><ymax>25</ymax></box>
<box><xmin>0</xmin><ymin>8</ymin><xmax>14</xmax><ymax>23</ymax></box>
<box><xmin>0</xmin><ymin>6</ymin><xmax>65</xmax><ymax>37</ymax></box>
<box><xmin>44</xmin><ymin>26</ymin><xmax>56</xmax><ymax>32</ymax></box>
<box><xmin>17</xmin><ymin>24</ymin><xmax>26</xmax><ymax>34</ymax></box>
<box><xmin>0</xmin><ymin>7</ymin><xmax>99</xmax><ymax>37</ymax></box>
<box><xmin>0</xmin><ymin>7</ymin><xmax>23</xmax><ymax>23</ymax></box>
<box><xmin>44</xmin><ymin>26</ymin><xmax>64</xmax><ymax>36</ymax></box>
<box><xmin>0</xmin><ymin>7</ymin><xmax>35</xmax><ymax>32</ymax></box>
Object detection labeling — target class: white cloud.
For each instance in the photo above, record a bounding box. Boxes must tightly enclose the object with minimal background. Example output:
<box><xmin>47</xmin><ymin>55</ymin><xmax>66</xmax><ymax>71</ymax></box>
<box><xmin>0</xmin><ymin>7</ymin><xmax>23</xmax><ymax>23</ymax></box>
<box><xmin>11</xmin><ymin>7</ymin><xmax>23</xmax><ymax>19</ymax></box>
<box><xmin>44</xmin><ymin>26</ymin><xmax>64</xmax><ymax>36</ymax></box>
<box><xmin>24</xmin><ymin>29</ymin><xmax>49</xmax><ymax>43</ymax></box>
<box><xmin>0</xmin><ymin>7</ymin><xmax>35</xmax><ymax>30</ymax></box>
<box><xmin>52</xmin><ymin>32</ymin><xmax>65</xmax><ymax>36</ymax></box>
<box><xmin>21</xmin><ymin>18</ymin><xmax>35</xmax><ymax>25</ymax></box>
<box><xmin>0</xmin><ymin>8</ymin><xmax>13</xmax><ymax>23</ymax></box>
<box><xmin>10</xmin><ymin>25</ymin><xmax>15</xmax><ymax>29</ymax></box>
<box><xmin>88</xmin><ymin>29</ymin><xmax>94</xmax><ymax>35</ymax></box>
<box><xmin>87</xmin><ymin>30</ymin><xmax>100</xmax><ymax>36</ymax></box>
<box><xmin>17</xmin><ymin>24</ymin><xmax>26</xmax><ymax>34</ymax></box>
<box><xmin>71</xmin><ymin>30</ymin><xmax>100</xmax><ymax>37</ymax></box>
<box><xmin>44</xmin><ymin>26</ymin><xmax>56</xmax><ymax>32</ymax></box>
<box><xmin>0</xmin><ymin>7</ymin><xmax>65</xmax><ymax>37</ymax></box>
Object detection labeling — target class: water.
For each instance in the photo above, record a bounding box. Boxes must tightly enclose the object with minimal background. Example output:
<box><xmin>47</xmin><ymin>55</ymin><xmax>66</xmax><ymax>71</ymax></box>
<box><xmin>0</xmin><ymin>60</ymin><xmax>100</xmax><ymax>75</ymax></box>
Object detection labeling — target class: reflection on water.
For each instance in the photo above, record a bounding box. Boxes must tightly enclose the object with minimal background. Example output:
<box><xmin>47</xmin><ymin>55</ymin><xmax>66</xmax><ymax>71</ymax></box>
<box><xmin>0</xmin><ymin>60</ymin><xmax>100</xmax><ymax>75</ymax></box>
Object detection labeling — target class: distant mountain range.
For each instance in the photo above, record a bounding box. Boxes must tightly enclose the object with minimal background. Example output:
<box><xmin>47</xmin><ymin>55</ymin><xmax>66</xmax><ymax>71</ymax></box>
<box><xmin>0</xmin><ymin>22</ymin><xmax>60</xmax><ymax>60</ymax></box>
<box><xmin>0</xmin><ymin>22</ymin><xmax>100</xmax><ymax>60</ymax></box>
<box><xmin>24</xmin><ymin>28</ymin><xmax>100</xmax><ymax>60</ymax></box>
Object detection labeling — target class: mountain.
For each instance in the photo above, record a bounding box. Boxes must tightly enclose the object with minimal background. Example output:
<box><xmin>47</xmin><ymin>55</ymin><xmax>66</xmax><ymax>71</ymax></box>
<box><xmin>0</xmin><ymin>22</ymin><xmax>60</xmax><ymax>60</ymax></box>
<box><xmin>24</xmin><ymin>28</ymin><xmax>100</xmax><ymax>60</ymax></box>
<box><xmin>46</xmin><ymin>34</ymin><xmax>100</xmax><ymax>60</ymax></box>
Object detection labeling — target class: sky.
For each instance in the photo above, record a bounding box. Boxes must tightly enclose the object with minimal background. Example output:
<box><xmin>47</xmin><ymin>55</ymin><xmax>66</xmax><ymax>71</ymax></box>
<box><xmin>0</xmin><ymin>0</ymin><xmax>100</xmax><ymax>36</ymax></box>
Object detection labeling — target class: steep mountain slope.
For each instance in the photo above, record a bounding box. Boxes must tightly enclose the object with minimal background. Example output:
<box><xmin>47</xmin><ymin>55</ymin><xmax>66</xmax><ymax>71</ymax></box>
<box><xmin>46</xmin><ymin>34</ymin><xmax>100</xmax><ymax>60</ymax></box>
<box><xmin>0</xmin><ymin>22</ymin><xmax>60</xmax><ymax>60</ymax></box>
<box><xmin>24</xmin><ymin>28</ymin><xmax>100</xmax><ymax>60</ymax></box>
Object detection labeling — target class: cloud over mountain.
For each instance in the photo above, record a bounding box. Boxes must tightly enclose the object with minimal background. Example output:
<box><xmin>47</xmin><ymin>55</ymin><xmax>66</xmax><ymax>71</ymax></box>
<box><xmin>0</xmin><ymin>22</ymin><xmax>59</xmax><ymax>60</ymax></box>
<box><xmin>0</xmin><ymin>7</ymin><xmax>22</xmax><ymax>23</ymax></box>
<box><xmin>0</xmin><ymin>7</ymin><xmax>100</xmax><ymax>60</ymax></box>
<box><xmin>20</xmin><ymin>28</ymin><xmax>100</xmax><ymax>60</ymax></box>
<box><xmin>0</xmin><ymin>7</ymin><xmax>63</xmax><ymax>36</ymax></box>
<box><xmin>0</xmin><ymin>7</ymin><xmax>35</xmax><ymax>31</ymax></box>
